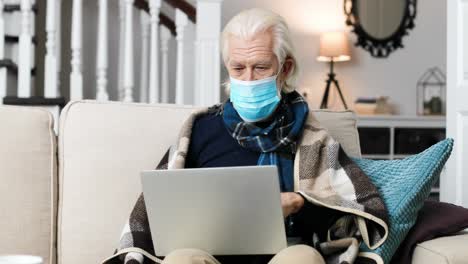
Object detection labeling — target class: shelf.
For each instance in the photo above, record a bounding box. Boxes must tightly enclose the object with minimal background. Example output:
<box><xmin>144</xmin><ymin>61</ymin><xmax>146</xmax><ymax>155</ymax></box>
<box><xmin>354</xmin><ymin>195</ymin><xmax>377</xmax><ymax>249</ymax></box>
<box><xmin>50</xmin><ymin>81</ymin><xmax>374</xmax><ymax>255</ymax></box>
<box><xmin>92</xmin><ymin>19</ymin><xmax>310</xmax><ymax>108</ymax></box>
<box><xmin>357</xmin><ymin>115</ymin><xmax>446</xmax><ymax>128</ymax></box>
<box><xmin>393</xmin><ymin>155</ymin><xmax>411</xmax><ymax>159</ymax></box>
<box><xmin>358</xmin><ymin>115</ymin><xmax>446</xmax><ymax>121</ymax></box>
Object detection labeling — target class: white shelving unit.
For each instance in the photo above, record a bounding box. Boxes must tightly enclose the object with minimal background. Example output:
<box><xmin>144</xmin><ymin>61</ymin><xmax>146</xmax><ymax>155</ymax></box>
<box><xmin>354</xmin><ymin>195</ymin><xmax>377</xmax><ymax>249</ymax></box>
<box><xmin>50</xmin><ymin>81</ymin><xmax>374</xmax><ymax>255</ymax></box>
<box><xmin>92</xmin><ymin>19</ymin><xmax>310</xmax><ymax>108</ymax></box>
<box><xmin>357</xmin><ymin>115</ymin><xmax>446</xmax><ymax>199</ymax></box>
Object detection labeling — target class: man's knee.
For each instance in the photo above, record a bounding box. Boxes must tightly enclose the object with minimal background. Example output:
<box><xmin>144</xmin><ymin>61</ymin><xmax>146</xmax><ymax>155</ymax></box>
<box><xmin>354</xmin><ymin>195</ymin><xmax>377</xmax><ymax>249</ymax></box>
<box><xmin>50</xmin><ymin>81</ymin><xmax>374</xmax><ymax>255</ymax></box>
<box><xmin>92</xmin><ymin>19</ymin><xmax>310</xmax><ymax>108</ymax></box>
<box><xmin>269</xmin><ymin>245</ymin><xmax>325</xmax><ymax>264</ymax></box>
<box><xmin>161</xmin><ymin>248</ymin><xmax>220</xmax><ymax>264</ymax></box>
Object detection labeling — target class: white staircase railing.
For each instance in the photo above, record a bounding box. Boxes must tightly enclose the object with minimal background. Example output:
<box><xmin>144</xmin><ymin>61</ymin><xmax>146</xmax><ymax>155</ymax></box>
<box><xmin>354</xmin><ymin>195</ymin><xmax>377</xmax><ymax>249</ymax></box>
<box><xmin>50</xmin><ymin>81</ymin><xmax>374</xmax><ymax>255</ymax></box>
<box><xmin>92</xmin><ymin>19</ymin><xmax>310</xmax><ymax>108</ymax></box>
<box><xmin>17</xmin><ymin>0</ymin><xmax>32</xmax><ymax>98</ymax></box>
<box><xmin>44</xmin><ymin>0</ymin><xmax>62</xmax><ymax>99</ymax></box>
<box><xmin>122</xmin><ymin>0</ymin><xmax>135</xmax><ymax>102</ymax></box>
<box><xmin>139</xmin><ymin>10</ymin><xmax>150</xmax><ymax>103</ymax></box>
<box><xmin>44</xmin><ymin>0</ymin><xmax>58</xmax><ymax>98</ymax></box>
<box><xmin>55</xmin><ymin>0</ymin><xmax>62</xmax><ymax>97</ymax></box>
<box><xmin>1</xmin><ymin>0</ymin><xmax>224</xmax><ymax>108</ymax></box>
<box><xmin>118</xmin><ymin>0</ymin><xmax>125</xmax><ymax>101</ymax></box>
<box><xmin>148</xmin><ymin>0</ymin><xmax>161</xmax><ymax>104</ymax></box>
<box><xmin>175</xmin><ymin>8</ymin><xmax>187</xmax><ymax>105</ymax></box>
<box><xmin>0</xmin><ymin>0</ymin><xmax>6</xmax><ymax>103</ymax></box>
<box><xmin>96</xmin><ymin>0</ymin><xmax>109</xmax><ymax>101</ymax></box>
<box><xmin>160</xmin><ymin>24</ymin><xmax>170</xmax><ymax>104</ymax></box>
<box><xmin>69</xmin><ymin>0</ymin><xmax>83</xmax><ymax>100</ymax></box>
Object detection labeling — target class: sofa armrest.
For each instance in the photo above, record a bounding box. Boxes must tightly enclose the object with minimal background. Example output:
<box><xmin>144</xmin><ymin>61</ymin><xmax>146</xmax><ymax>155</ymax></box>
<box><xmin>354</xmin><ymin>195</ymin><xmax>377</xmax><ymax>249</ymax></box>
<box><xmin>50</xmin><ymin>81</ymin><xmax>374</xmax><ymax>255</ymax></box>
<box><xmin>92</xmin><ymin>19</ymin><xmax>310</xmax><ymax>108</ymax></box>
<box><xmin>412</xmin><ymin>233</ymin><xmax>468</xmax><ymax>264</ymax></box>
<box><xmin>0</xmin><ymin>106</ymin><xmax>57</xmax><ymax>264</ymax></box>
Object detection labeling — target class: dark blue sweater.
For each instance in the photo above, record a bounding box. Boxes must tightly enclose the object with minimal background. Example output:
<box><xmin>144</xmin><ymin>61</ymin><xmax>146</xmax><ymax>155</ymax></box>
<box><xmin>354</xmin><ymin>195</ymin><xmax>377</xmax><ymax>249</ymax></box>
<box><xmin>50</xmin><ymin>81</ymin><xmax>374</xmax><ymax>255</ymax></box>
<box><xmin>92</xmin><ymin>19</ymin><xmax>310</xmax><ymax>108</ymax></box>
<box><xmin>185</xmin><ymin>112</ymin><xmax>260</xmax><ymax>169</ymax></box>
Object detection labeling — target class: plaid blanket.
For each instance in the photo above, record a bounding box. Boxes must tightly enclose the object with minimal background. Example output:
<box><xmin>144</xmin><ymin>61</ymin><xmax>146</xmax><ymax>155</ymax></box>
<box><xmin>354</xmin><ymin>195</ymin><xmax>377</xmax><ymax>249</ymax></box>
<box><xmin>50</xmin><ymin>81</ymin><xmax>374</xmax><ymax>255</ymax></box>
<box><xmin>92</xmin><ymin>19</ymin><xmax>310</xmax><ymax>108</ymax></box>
<box><xmin>102</xmin><ymin>106</ymin><xmax>389</xmax><ymax>264</ymax></box>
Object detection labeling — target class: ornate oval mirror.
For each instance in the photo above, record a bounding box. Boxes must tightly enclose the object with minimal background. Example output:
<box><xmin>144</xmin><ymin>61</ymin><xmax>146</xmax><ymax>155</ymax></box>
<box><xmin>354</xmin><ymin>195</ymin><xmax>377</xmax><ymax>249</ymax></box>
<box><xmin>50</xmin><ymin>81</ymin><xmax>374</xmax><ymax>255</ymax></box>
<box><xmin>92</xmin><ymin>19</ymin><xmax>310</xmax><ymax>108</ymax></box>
<box><xmin>344</xmin><ymin>0</ymin><xmax>417</xmax><ymax>58</ymax></box>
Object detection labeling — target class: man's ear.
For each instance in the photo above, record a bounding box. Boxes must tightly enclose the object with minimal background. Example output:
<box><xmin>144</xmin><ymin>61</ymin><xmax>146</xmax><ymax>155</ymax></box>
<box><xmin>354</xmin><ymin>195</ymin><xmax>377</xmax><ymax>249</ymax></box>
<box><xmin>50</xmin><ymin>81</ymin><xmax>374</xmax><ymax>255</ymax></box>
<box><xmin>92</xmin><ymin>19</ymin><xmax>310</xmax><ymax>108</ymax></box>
<box><xmin>280</xmin><ymin>57</ymin><xmax>294</xmax><ymax>83</ymax></box>
<box><xmin>283</xmin><ymin>58</ymin><xmax>294</xmax><ymax>75</ymax></box>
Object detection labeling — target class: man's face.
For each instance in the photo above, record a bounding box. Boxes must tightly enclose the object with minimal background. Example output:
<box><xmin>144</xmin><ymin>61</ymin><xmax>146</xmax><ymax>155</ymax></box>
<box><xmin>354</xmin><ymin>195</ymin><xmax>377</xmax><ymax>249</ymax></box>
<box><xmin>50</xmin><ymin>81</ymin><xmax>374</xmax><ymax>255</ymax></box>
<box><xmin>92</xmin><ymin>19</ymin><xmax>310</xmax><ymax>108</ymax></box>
<box><xmin>226</xmin><ymin>30</ymin><xmax>280</xmax><ymax>82</ymax></box>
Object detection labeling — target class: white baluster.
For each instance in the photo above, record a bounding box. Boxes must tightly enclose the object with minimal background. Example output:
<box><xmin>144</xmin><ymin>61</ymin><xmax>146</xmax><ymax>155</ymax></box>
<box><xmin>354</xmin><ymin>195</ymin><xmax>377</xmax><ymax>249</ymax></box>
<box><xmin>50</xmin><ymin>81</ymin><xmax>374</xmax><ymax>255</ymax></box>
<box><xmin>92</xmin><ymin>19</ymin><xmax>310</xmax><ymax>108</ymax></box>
<box><xmin>160</xmin><ymin>25</ymin><xmax>170</xmax><ymax>104</ymax></box>
<box><xmin>118</xmin><ymin>0</ymin><xmax>125</xmax><ymax>100</ymax></box>
<box><xmin>139</xmin><ymin>11</ymin><xmax>150</xmax><ymax>103</ymax></box>
<box><xmin>122</xmin><ymin>0</ymin><xmax>134</xmax><ymax>102</ymax></box>
<box><xmin>148</xmin><ymin>0</ymin><xmax>161</xmax><ymax>103</ymax></box>
<box><xmin>0</xmin><ymin>0</ymin><xmax>6</xmax><ymax>103</ymax></box>
<box><xmin>195</xmin><ymin>0</ymin><xmax>223</xmax><ymax>106</ymax></box>
<box><xmin>96</xmin><ymin>0</ymin><xmax>109</xmax><ymax>101</ymax></box>
<box><xmin>56</xmin><ymin>0</ymin><xmax>62</xmax><ymax>96</ymax></box>
<box><xmin>175</xmin><ymin>9</ymin><xmax>188</xmax><ymax>105</ymax></box>
<box><xmin>70</xmin><ymin>0</ymin><xmax>83</xmax><ymax>100</ymax></box>
<box><xmin>18</xmin><ymin>0</ymin><xmax>33</xmax><ymax>98</ymax></box>
<box><xmin>44</xmin><ymin>0</ymin><xmax>58</xmax><ymax>98</ymax></box>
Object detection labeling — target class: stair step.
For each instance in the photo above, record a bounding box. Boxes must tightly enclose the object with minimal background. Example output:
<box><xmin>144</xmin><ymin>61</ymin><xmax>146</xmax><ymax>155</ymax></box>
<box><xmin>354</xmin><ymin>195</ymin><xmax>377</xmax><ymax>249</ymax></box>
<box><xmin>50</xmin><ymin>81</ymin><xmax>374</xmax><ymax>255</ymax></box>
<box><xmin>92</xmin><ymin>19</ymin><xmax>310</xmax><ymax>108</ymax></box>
<box><xmin>3</xmin><ymin>96</ymin><xmax>66</xmax><ymax>108</ymax></box>
<box><xmin>4</xmin><ymin>35</ymin><xmax>18</xmax><ymax>43</ymax></box>
<box><xmin>5</xmin><ymin>35</ymin><xmax>38</xmax><ymax>45</ymax></box>
<box><xmin>0</xmin><ymin>59</ymin><xmax>37</xmax><ymax>76</ymax></box>
<box><xmin>3</xmin><ymin>4</ymin><xmax>38</xmax><ymax>13</ymax></box>
<box><xmin>0</xmin><ymin>59</ymin><xmax>17</xmax><ymax>73</ymax></box>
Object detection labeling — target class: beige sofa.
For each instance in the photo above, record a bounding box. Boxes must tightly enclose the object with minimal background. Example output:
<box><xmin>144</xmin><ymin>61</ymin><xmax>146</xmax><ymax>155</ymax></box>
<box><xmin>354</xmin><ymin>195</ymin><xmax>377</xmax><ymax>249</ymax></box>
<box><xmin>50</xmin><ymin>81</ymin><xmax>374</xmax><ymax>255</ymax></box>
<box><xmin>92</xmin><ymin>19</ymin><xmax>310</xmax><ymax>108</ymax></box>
<box><xmin>0</xmin><ymin>100</ymin><xmax>467</xmax><ymax>264</ymax></box>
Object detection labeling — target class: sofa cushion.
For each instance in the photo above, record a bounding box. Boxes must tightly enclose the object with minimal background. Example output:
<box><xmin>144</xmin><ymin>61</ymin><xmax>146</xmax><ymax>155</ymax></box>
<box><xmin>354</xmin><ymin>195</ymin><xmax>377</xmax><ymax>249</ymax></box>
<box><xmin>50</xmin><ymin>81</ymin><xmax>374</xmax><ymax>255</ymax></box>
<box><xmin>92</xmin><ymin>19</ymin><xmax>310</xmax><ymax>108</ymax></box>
<box><xmin>412</xmin><ymin>233</ymin><xmax>468</xmax><ymax>264</ymax></box>
<box><xmin>0</xmin><ymin>106</ymin><xmax>57</xmax><ymax>264</ymax></box>
<box><xmin>307</xmin><ymin>109</ymin><xmax>362</xmax><ymax>158</ymax></box>
<box><xmin>356</xmin><ymin>139</ymin><xmax>453</xmax><ymax>263</ymax></box>
<box><xmin>58</xmin><ymin>101</ymin><xmax>197</xmax><ymax>264</ymax></box>
<box><xmin>57</xmin><ymin>101</ymin><xmax>361</xmax><ymax>264</ymax></box>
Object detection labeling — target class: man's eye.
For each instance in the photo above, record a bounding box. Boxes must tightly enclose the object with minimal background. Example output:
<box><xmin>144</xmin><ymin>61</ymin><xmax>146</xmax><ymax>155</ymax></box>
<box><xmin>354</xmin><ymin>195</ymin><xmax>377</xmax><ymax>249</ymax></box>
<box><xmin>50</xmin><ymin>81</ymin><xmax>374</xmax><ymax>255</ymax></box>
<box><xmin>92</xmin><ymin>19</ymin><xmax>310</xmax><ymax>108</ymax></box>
<box><xmin>233</xmin><ymin>68</ymin><xmax>243</xmax><ymax>71</ymax></box>
<box><xmin>256</xmin><ymin>67</ymin><xmax>267</xmax><ymax>70</ymax></box>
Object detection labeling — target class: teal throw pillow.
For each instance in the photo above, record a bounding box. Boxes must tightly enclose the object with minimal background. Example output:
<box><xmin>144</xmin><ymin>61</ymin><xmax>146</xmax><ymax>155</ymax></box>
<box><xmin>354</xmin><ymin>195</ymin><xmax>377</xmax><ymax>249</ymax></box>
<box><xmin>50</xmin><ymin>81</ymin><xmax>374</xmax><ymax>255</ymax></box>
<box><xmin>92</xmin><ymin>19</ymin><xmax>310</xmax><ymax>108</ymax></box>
<box><xmin>354</xmin><ymin>138</ymin><xmax>454</xmax><ymax>263</ymax></box>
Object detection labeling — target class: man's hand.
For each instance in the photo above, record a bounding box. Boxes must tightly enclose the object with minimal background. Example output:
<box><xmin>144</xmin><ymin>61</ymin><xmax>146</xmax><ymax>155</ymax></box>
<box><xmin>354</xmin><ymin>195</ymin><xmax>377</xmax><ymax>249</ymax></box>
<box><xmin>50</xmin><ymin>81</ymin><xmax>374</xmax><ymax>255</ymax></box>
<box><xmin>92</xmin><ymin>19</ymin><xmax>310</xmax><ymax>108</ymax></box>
<box><xmin>280</xmin><ymin>192</ymin><xmax>305</xmax><ymax>218</ymax></box>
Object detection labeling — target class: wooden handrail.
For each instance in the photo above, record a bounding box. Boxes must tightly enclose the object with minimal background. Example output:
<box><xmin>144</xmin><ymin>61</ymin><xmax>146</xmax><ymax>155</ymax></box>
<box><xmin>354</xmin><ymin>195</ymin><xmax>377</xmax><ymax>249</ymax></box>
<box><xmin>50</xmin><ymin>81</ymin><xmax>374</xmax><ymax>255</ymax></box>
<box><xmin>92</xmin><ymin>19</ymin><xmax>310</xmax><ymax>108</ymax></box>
<box><xmin>133</xmin><ymin>1</ymin><xmax>177</xmax><ymax>36</ymax></box>
<box><xmin>134</xmin><ymin>0</ymin><xmax>196</xmax><ymax>24</ymax></box>
<box><xmin>164</xmin><ymin>0</ymin><xmax>196</xmax><ymax>23</ymax></box>
<box><xmin>133</xmin><ymin>0</ymin><xmax>149</xmax><ymax>12</ymax></box>
<box><xmin>159</xmin><ymin>13</ymin><xmax>176</xmax><ymax>36</ymax></box>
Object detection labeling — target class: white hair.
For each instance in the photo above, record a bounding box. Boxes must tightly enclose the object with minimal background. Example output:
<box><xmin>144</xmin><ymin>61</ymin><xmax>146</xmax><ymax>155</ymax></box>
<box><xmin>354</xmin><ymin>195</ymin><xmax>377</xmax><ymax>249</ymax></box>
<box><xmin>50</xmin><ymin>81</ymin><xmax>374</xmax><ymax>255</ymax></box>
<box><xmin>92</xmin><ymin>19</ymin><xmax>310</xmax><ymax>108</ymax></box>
<box><xmin>221</xmin><ymin>8</ymin><xmax>299</xmax><ymax>93</ymax></box>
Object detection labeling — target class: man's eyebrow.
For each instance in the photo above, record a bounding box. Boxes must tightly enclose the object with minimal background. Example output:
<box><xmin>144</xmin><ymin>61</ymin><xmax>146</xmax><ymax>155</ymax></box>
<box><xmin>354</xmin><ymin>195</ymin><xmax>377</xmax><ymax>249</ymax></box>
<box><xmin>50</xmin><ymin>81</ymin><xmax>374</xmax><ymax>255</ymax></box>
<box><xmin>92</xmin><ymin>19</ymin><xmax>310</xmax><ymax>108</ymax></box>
<box><xmin>229</xmin><ymin>60</ymin><xmax>273</xmax><ymax>66</ymax></box>
<box><xmin>229</xmin><ymin>61</ymin><xmax>244</xmax><ymax>66</ymax></box>
<box><xmin>254</xmin><ymin>61</ymin><xmax>273</xmax><ymax>66</ymax></box>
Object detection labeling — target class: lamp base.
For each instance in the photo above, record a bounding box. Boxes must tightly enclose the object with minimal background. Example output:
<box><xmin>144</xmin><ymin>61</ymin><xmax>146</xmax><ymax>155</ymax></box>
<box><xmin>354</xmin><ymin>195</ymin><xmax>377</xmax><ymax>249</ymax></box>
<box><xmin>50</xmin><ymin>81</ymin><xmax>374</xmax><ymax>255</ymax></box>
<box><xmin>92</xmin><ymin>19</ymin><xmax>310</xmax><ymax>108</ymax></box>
<box><xmin>320</xmin><ymin>61</ymin><xmax>348</xmax><ymax>109</ymax></box>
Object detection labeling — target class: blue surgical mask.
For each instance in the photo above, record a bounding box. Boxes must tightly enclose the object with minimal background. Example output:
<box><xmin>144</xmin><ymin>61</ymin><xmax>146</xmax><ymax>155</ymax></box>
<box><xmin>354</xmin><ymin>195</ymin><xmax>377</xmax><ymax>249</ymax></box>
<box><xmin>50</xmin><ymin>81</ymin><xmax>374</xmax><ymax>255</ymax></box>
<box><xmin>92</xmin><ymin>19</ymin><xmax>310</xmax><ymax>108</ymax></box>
<box><xmin>229</xmin><ymin>73</ymin><xmax>281</xmax><ymax>123</ymax></box>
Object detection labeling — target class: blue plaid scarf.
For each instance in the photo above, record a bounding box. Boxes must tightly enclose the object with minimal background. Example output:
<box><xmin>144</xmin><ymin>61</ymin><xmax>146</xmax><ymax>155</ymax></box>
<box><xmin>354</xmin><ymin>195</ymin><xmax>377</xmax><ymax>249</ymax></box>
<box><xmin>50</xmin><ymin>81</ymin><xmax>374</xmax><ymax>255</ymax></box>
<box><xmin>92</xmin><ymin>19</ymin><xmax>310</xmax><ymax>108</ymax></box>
<box><xmin>222</xmin><ymin>91</ymin><xmax>309</xmax><ymax>192</ymax></box>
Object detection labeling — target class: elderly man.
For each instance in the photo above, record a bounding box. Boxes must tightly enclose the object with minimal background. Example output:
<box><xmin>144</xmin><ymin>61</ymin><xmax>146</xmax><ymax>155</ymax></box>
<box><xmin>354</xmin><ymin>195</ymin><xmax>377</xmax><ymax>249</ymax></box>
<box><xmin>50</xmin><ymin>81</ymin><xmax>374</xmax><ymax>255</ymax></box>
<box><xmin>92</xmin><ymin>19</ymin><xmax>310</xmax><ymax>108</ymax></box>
<box><xmin>105</xmin><ymin>8</ymin><xmax>388</xmax><ymax>264</ymax></box>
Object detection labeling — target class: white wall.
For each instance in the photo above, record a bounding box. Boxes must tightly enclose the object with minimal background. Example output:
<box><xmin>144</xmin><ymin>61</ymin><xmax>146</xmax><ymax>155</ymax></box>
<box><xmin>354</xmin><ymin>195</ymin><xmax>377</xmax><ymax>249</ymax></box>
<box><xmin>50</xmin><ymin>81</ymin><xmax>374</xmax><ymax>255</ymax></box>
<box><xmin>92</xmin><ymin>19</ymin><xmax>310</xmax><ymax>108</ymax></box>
<box><xmin>220</xmin><ymin>0</ymin><xmax>446</xmax><ymax>115</ymax></box>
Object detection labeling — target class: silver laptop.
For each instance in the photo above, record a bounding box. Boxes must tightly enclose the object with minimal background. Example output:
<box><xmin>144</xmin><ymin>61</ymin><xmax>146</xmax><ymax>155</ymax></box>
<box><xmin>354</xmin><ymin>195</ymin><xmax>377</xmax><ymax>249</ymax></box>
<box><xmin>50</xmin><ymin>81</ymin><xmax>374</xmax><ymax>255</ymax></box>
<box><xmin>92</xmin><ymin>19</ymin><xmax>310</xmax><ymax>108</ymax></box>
<box><xmin>140</xmin><ymin>166</ymin><xmax>287</xmax><ymax>257</ymax></box>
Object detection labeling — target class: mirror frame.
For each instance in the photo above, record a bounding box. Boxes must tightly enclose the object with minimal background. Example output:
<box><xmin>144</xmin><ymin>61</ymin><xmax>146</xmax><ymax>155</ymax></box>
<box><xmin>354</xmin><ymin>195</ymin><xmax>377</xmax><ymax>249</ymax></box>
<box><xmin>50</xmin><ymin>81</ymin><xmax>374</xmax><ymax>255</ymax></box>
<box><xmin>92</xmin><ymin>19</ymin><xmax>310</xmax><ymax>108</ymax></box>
<box><xmin>344</xmin><ymin>0</ymin><xmax>417</xmax><ymax>58</ymax></box>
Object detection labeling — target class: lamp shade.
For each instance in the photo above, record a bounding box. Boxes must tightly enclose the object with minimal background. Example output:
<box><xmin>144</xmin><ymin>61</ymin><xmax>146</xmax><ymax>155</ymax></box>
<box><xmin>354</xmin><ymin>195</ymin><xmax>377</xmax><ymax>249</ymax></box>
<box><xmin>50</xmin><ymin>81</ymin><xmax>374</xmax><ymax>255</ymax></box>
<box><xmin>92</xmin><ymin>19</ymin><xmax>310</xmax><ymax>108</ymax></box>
<box><xmin>317</xmin><ymin>31</ymin><xmax>351</xmax><ymax>62</ymax></box>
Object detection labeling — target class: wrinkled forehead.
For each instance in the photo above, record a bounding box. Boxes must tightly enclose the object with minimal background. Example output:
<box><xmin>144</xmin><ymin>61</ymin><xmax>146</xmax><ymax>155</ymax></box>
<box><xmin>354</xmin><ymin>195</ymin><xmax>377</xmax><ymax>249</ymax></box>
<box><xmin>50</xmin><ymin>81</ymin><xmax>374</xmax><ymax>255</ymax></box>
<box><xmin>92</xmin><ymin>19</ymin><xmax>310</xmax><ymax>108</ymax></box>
<box><xmin>227</xmin><ymin>30</ymin><xmax>278</xmax><ymax>65</ymax></box>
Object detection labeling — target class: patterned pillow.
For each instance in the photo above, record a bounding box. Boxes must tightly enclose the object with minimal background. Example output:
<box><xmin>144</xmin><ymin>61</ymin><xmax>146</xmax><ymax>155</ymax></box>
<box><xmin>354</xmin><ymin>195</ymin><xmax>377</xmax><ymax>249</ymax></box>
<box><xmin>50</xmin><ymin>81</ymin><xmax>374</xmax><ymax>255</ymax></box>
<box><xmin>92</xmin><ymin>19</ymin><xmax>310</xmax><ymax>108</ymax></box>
<box><xmin>353</xmin><ymin>138</ymin><xmax>454</xmax><ymax>263</ymax></box>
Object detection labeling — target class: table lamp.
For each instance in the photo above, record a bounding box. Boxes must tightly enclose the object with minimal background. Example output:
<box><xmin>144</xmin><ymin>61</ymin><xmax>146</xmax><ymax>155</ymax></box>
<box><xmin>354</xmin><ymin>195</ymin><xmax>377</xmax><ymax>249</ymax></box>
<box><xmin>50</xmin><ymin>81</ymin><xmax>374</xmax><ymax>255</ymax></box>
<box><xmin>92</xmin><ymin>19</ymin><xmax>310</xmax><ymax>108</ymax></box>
<box><xmin>317</xmin><ymin>31</ymin><xmax>351</xmax><ymax>109</ymax></box>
